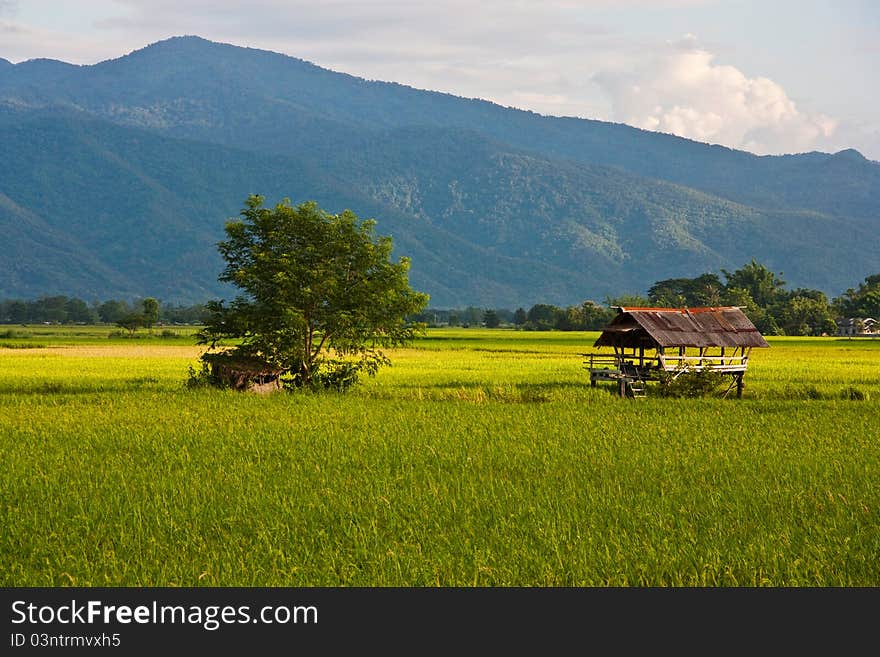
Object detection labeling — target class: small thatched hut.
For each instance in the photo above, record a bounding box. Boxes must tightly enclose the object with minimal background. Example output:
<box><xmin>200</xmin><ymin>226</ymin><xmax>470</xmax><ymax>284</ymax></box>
<box><xmin>585</xmin><ymin>306</ymin><xmax>769</xmax><ymax>398</ymax></box>
<box><xmin>201</xmin><ymin>352</ymin><xmax>286</xmax><ymax>393</ymax></box>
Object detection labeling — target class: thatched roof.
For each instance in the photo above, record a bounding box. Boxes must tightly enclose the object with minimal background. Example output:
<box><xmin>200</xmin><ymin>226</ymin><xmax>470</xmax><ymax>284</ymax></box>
<box><xmin>201</xmin><ymin>352</ymin><xmax>285</xmax><ymax>392</ymax></box>
<box><xmin>201</xmin><ymin>352</ymin><xmax>286</xmax><ymax>376</ymax></box>
<box><xmin>593</xmin><ymin>307</ymin><xmax>770</xmax><ymax>349</ymax></box>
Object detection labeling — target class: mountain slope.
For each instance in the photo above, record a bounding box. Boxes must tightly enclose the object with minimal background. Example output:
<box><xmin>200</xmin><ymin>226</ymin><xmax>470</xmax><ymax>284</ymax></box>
<box><xmin>0</xmin><ymin>107</ymin><xmax>589</xmax><ymax>305</ymax></box>
<box><xmin>1</xmin><ymin>106</ymin><xmax>875</xmax><ymax>306</ymax></box>
<box><xmin>0</xmin><ymin>36</ymin><xmax>877</xmax><ymax>306</ymax></box>
<box><xmin>337</xmin><ymin>126</ymin><xmax>877</xmax><ymax>295</ymax></box>
<box><xmin>0</xmin><ymin>191</ymin><xmax>135</xmax><ymax>299</ymax></box>
<box><xmin>3</xmin><ymin>36</ymin><xmax>876</xmax><ymax>221</ymax></box>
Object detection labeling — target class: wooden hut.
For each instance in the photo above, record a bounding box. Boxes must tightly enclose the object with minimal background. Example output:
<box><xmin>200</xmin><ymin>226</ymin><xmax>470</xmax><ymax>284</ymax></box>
<box><xmin>584</xmin><ymin>306</ymin><xmax>769</xmax><ymax>398</ymax></box>
<box><xmin>201</xmin><ymin>352</ymin><xmax>285</xmax><ymax>393</ymax></box>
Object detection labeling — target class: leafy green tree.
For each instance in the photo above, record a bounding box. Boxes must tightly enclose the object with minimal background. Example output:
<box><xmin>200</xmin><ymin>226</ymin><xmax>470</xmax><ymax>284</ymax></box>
<box><xmin>160</xmin><ymin>303</ymin><xmax>210</xmax><ymax>324</ymax></box>
<box><xmin>776</xmin><ymin>294</ymin><xmax>837</xmax><ymax>336</ymax></box>
<box><xmin>556</xmin><ymin>305</ymin><xmax>581</xmax><ymax>331</ymax></box>
<box><xmin>36</xmin><ymin>296</ymin><xmax>69</xmax><ymax>323</ymax></box>
<box><xmin>647</xmin><ymin>279</ymin><xmax>688</xmax><ymax>308</ymax></box>
<box><xmin>116</xmin><ymin>313</ymin><xmax>144</xmax><ymax>334</ymax></box>
<box><xmin>577</xmin><ymin>300</ymin><xmax>616</xmax><ymax>330</ymax></box>
<box><xmin>141</xmin><ymin>297</ymin><xmax>160</xmax><ymax>328</ymax></box>
<box><xmin>494</xmin><ymin>308</ymin><xmax>514</xmax><ymax>325</ymax></box>
<box><xmin>5</xmin><ymin>300</ymin><xmax>29</xmax><ymax>324</ymax></box>
<box><xmin>525</xmin><ymin>303</ymin><xmax>561</xmax><ymax>330</ymax></box>
<box><xmin>545</xmin><ymin>301</ymin><xmax>615</xmax><ymax>331</ymax></box>
<box><xmin>834</xmin><ymin>274</ymin><xmax>880</xmax><ymax>318</ymax></box>
<box><xmin>460</xmin><ymin>306</ymin><xmax>483</xmax><ymax>327</ymax></box>
<box><xmin>482</xmin><ymin>309</ymin><xmax>501</xmax><ymax>328</ymax></box>
<box><xmin>722</xmin><ymin>259</ymin><xmax>786</xmax><ymax>308</ymax></box>
<box><xmin>721</xmin><ymin>286</ymin><xmax>781</xmax><ymax>335</ymax></box>
<box><xmin>513</xmin><ymin>307</ymin><xmax>527</xmax><ymax>326</ymax></box>
<box><xmin>197</xmin><ymin>195</ymin><xmax>429</xmax><ymax>389</ymax></box>
<box><xmin>648</xmin><ymin>273</ymin><xmax>723</xmax><ymax>307</ymax></box>
<box><xmin>604</xmin><ymin>293</ymin><xmax>652</xmax><ymax>309</ymax></box>
<box><xmin>98</xmin><ymin>299</ymin><xmax>131</xmax><ymax>323</ymax></box>
<box><xmin>64</xmin><ymin>297</ymin><xmax>97</xmax><ymax>323</ymax></box>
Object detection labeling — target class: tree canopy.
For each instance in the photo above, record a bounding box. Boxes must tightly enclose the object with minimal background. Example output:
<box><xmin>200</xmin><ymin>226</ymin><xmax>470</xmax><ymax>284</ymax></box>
<box><xmin>644</xmin><ymin>261</ymin><xmax>837</xmax><ymax>336</ymax></box>
<box><xmin>834</xmin><ymin>274</ymin><xmax>880</xmax><ymax>319</ymax></box>
<box><xmin>197</xmin><ymin>195</ymin><xmax>429</xmax><ymax>389</ymax></box>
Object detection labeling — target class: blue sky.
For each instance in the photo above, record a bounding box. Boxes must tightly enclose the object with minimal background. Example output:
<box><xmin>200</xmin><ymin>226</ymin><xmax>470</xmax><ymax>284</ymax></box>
<box><xmin>2</xmin><ymin>0</ymin><xmax>877</xmax><ymax>159</ymax></box>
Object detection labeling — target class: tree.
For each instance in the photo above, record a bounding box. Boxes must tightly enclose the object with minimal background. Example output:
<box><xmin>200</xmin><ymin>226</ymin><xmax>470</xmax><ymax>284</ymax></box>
<box><xmin>722</xmin><ymin>260</ymin><xmax>785</xmax><ymax>308</ymax></box>
<box><xmin>513</xmin><ymin>307</ymin><xmax>527</xmax><ymax>327</ymax></box>
<box><xmin>605</xmin><ymin>293</ymin><xmax>651</xmax><ymax>309</ymax></box>
<box><xmin>116</xmin><ymin>313</ymin><xmax>144</xmax><ymax>335</ymax></box>
<box><xmin>648</xmin><ymin>273</ymin><xmax>723</xmax><ymax>307</ymax></box>
<box><xmin>834</xmin><ymin>274</ymin><xmax>880</xmax><ymax>318</ymax></box>
<box><xmin>161</xmin><ymin>303</ymin><xmax>209</xmax><ymax>325</ymax></box>
<box><xmin>5</xmin><ymin>300</ymin><xmax>29</xmax><ymax>324</ymax></box>
<box><xmin>576</xmin><ymin>300</ymin><xmax>615</xmax><ymax>330</ymax></box>
<box><xmin>482</xmin><ymin>309</ymin><xmax>501</xmax><ymax>328</ymax></box>
<box><xmin>776</xmin><ymin>293</ymin><xmax>836</xmax><ymax>336</ymax></box>
<box><xmin>721</xmin><ymin>286</ymin><xmax>780</xmax><ymax>335</ymax></box>
<box><xmin>197</xmin><ymin>195</ymin><xmax>429</xmax><ymax>389</ymax></box>
<box><xmin>460</xmin><ymin>306</ymin><xmax>483</xmax><ymax>328</ymax></box>
<box><xmin>64</xmin><ymin>297</ymin><xmax>97</xmax><ymax>324</ymax></box>
<box><xmin>36</xmin><ymin>295</ymin><xmax>69</xmax><ymax>323</ymax></box>
<box><xmin>98</xmin><ymin>299</ymin><xmax>131</xmax><ymax>324</ymax></box>
<box><xmin>141</xmin><ymin>297</ymin><xmax>160</xmax><ymax>328</ymax></box>
<box><xmin>525</xmin><ymin>303</ymin><xmax>561</xmax><ymax>330</ymax></box>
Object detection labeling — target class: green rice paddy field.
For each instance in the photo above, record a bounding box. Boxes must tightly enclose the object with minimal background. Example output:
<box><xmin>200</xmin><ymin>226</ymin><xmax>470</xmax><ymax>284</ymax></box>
<box><xmin>1</xmin><ymin>326</ymin><xmax>878</xmax><ymax>586</ymax></box>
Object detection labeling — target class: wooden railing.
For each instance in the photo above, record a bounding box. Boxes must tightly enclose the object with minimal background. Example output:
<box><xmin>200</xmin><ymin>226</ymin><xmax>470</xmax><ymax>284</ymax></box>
<box><xmin>657</xmin><ymin>353</ymin><xmax>748</xmax><ymax>373</ymax></box>
<box><xmin>583</xmin><ymin>353</ymin><xmax>622</xmax><ymax>371</ymax></box>
<box><xmin>583</xmin><ymin>352</ymin><xmax>750</xmax><ymax>375</ymax></box>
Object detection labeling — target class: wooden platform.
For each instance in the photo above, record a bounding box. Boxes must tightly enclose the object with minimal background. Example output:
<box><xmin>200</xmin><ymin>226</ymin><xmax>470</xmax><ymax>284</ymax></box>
<box><xmin>583</xmin><ymin>349</ymin><xmax>750</xmax><ymax>398</ymax></box>
<box><xmin>584</xmin><ymin>306</ymin><xmax>768</xmax><ymax>399</ymax></box>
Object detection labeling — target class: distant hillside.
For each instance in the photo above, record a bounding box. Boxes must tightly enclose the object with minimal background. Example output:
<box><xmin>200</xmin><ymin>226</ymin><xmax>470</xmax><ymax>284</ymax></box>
<box><xmin>1</xmin><ymin>36</ymin><xmax>877</xmax><ymax>305</ymax></box>
<box><xmin>0</xmin><ymin>108</ymin><xmax>583</xmax><ymax>305</ymax></box>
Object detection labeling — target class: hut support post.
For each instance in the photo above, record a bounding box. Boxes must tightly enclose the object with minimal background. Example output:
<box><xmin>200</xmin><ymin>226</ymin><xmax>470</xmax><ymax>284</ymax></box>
<box><xmin>736</xmin><ymin>374</ymin><xmax>744</xmax><ymax>398</ymax></box>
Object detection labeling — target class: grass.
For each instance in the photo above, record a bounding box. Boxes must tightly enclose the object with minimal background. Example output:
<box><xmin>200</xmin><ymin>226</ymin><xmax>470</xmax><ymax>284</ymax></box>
<box><xmin>0</xmin><ymin>324</ymin><xmax>201</xmax><ymax>347</ymax></box>
<box><xmin>1</xmin><ymin>328</ymin><xmax>879</xmax><ymax>586</ymax></box>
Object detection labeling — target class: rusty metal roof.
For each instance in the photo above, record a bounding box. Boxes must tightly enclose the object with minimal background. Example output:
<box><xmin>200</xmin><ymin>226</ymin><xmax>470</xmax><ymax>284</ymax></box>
<box><xmin>593</xmin><ymin>306</ymin><xmax>770</xmax><ymax>349</ymax></box>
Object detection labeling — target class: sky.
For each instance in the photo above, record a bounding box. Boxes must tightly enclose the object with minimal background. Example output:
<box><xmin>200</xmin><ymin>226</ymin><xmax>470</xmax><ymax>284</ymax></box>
<box><xmin>2</xmin><ymin>0</ymin><xmax>878</xmax><ymax>160</ymax></box>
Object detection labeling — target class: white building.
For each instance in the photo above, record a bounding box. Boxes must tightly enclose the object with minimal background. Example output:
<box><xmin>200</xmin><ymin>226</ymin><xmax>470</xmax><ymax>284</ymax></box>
<box><xmin>836</xmin><ymin>317</ymin><xmax>878</xmax><ymax>336</ymax></box>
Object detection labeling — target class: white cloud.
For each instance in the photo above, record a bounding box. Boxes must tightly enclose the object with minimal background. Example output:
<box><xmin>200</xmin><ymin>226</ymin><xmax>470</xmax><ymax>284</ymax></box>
<box><xmin>594</xmin><ymin>35</ymin><xmax>838</xmax><ymax>155</ymax></box>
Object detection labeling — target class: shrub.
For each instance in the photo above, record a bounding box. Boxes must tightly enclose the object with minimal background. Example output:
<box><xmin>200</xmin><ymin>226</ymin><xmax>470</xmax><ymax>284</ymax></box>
<box><xmin>658</xmin><ymin>370</ymin><xmax>727</xmax><ymax>398</ymax></box>
<box><xmin>282</xmin><ymin>356</ymin><xmax>388</xmax><ymax>392</ymax></box>
<box><xmin>108</xmin><ymin>330</ymin><xmax>147</xmax><ymax>339</ymax></box>
<box><xmin>185</xmin><ymin>361</ymin><xmax>226</xmax><ymax>389</ymax></box>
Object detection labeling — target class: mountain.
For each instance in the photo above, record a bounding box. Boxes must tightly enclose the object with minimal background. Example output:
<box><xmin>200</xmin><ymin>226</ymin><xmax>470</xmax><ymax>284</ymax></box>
<box><xmin>1</xmin><ymin>36</ymin><xmax>877</xmax><ymax>306</ymax></box>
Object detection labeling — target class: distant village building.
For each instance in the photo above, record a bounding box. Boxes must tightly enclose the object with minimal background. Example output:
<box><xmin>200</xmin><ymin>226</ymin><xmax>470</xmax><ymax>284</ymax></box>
<box><xmin>835</xmin><ymin>317</ymin><xmax>878</xmax><ymax>337</ymax></box>
<box><xmin>585</xmin><ymin>306</ymin><xmax>770</xmax><ymax>398</ymax></box>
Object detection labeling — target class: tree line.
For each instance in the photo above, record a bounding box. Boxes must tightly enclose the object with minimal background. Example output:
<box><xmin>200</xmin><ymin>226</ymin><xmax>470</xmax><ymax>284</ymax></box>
<box><xmin>0</xmin><ymin>296</ymin><xmax>209</xmax><ymax>326</ymax></box>
<box><xmin>3</xmin><ymin>261</ymin><xmax>879</xmax><ymax>337</ymax></box>
<box><xmin>411</xmin><ymin>262</ymin><xmax>880</xmax><ymax>336</ymax></box>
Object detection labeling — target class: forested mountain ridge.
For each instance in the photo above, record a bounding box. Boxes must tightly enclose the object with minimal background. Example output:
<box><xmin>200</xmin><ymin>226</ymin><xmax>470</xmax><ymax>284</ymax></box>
<box><xmin>1</xmin><ymin>36</ymin><xmax>877</xmax><ymax>306</ymax></box>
